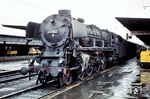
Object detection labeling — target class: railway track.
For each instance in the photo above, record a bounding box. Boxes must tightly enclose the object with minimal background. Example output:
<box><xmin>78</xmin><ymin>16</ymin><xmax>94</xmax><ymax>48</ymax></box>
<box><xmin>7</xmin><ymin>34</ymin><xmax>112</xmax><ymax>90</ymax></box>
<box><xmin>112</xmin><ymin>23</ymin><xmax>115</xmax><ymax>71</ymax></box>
<box><xmin>0</xmin><ymin>72</ymin><xmax>37</xmax><ymax>84</ymax></box>
<box><xmin>0</xmin><ymin>65</ymin><xmax>118</xmax><ymax>99</ymax></box>
<box><xmin>0</xmin><ymin>70</ymin><xmax>19</xmax><ymax>77</ymax></box>
<box><xmin>0</xmin><ymin>82</ymin><xmax>42</xmax><ymax>99</ymax></box>
<box><xmin>0</xmin><ymin>79</ymin><xmax>55</xmax><ymax>99</ymax></box>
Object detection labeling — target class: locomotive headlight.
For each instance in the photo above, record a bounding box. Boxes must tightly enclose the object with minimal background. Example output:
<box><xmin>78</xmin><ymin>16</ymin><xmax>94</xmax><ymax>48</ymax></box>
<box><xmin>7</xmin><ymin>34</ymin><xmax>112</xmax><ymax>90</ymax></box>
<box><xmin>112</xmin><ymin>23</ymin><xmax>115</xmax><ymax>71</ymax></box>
<box><xmin>59</xmin><ymin>58</ymin><xmax>64</xmax><ymax>64</ymax></box>
<box><xmin>52</xmin><ymin>34</ymin><xmax>54</xmax><ymax>37</ymax></box>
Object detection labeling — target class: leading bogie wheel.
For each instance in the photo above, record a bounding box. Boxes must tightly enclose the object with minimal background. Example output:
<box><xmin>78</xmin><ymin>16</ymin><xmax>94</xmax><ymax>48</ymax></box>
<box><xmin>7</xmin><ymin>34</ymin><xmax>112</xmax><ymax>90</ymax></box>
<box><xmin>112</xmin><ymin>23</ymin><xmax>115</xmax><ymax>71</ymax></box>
<box><xmin>57</xmin><ymin>74</ymin><xmax>64</xmax><ymax>88</ymax></box>
<box><xmin>63</xmin><ymin>73</ymin><xmax>72</xmax><ymax>85</ymax></box>
<box><xmin>101</xmin><ymin>57</ymin><xmax>106</xmax><ymax>70</ymax></box>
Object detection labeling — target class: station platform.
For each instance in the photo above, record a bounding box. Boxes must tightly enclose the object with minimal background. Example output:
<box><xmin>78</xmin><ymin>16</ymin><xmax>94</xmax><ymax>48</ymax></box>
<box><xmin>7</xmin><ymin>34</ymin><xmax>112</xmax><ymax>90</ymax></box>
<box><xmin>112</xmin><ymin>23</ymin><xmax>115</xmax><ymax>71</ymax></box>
<box><xmin>0</xmin><ymin>60</ymin><xmax>28</xmax><ymax>72</ymax></box>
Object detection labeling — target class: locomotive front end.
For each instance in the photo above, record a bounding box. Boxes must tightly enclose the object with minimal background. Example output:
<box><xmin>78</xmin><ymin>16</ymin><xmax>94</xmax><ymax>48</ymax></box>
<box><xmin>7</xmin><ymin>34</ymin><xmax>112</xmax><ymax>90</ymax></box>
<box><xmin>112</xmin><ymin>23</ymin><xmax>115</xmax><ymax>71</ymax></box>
<box><xmin>40</xmin><ymin>10</ymin><xmax>71</xmax><ymax>48</ymax></box>
<box><xmin>35</xmin><ymin>10</ymin><xmax>73</xmax><ymax>84</ymax></box>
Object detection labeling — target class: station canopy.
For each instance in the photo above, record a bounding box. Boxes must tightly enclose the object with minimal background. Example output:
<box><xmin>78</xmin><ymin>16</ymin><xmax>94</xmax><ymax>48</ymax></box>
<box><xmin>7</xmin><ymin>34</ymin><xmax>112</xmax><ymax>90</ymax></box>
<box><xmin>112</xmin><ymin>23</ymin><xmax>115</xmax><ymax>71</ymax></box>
<box><xmin>116</xmin><ymin>17</ymin><xmax>150</xmax><ymax>46</ymax></box>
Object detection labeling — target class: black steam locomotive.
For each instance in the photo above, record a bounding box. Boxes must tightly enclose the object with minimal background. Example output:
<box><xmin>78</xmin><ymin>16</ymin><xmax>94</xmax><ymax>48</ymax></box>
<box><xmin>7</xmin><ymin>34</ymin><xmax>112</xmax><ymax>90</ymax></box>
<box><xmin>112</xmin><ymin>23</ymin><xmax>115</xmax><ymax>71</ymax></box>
<box><xmin>3</xmin><ymin>10</ymin><xmax>137</xmax><ymax>86</ymax></box>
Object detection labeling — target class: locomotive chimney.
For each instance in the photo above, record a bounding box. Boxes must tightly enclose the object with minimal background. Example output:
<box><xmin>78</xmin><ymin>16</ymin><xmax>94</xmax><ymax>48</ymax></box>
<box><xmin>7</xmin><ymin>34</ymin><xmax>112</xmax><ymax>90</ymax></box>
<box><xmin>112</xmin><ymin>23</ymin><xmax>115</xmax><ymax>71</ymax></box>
<box><xmin>58</xmin><ymin>10</ymin><xmax>71</xmax><ymax>17</ymax></box>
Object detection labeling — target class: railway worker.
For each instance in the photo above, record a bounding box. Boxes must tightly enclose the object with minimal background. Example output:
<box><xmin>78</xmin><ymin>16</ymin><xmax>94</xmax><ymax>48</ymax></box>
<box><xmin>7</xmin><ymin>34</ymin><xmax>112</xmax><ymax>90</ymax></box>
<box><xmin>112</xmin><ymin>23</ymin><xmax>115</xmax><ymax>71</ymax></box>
<box><xmin>28</xmin><ymin>58</ymin><xmax>36</xmax><ymax>80</ymax></box>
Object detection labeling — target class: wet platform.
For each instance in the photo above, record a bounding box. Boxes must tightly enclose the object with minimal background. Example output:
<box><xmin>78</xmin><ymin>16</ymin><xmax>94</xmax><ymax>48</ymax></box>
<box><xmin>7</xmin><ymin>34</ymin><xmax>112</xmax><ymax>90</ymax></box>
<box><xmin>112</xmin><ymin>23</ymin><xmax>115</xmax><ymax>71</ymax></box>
<box><xmin>0</xmin><ymin>60</ymin><xmax>28</xmax><ymax>72</ymax></box>
<box><xmin>50</xmin><ymin>58</ymin><xmax>145</xmax><ymax>99</ymax></box>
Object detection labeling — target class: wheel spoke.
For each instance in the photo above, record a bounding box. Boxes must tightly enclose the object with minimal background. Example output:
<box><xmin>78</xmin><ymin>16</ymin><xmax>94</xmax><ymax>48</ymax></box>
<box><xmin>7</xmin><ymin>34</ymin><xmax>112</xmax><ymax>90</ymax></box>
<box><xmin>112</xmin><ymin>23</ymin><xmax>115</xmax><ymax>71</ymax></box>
<box><xmin>78</xmin><ymin>72</ymin><xmax>85</xmax><ymax>80</ymax></box>
<box><xmin>95</xmin><ymin>64</ymin><xmax>101</xmax><ymax>72</ymax></box>
<box><xmin>101</xmin><ymin>60</ymin><xmax>106</xmax><ymax>70</ymax></box>
<box><xmin>86</xmin><ymin>65</ymin><xmax>93</xmax><ymax>76</ymax></box>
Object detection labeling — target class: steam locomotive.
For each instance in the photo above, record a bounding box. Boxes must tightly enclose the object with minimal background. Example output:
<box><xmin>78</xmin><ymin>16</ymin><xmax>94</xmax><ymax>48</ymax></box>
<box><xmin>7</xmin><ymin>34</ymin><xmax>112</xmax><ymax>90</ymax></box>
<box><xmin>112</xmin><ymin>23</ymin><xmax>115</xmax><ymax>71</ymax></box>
<box><xmin>3</xmin><ymin>10</ymin><xmax>137</xmax><ymax>86</ymax></box>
